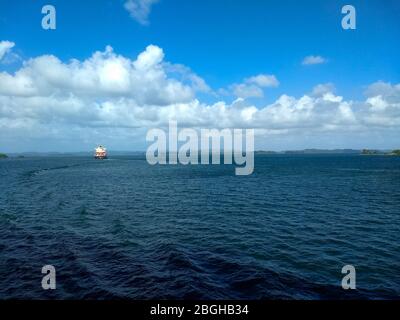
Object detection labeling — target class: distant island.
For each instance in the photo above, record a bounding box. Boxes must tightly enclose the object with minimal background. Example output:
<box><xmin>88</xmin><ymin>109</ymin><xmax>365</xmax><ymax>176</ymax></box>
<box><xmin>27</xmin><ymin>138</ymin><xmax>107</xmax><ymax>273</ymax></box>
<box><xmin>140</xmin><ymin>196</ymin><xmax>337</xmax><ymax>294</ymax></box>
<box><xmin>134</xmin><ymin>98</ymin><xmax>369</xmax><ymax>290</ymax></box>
<box><xmin>361</xmin><ymin>149</ymin><xmax>400</xmax><ymax>156</ymax></box>
<box><xmin>2</xmin><ymin>149</ymin><xmax>399</xmax><ymax>158</ymax></box>
<box><xmin>284</xmin><ymin>149</ymin><xmax>360</xmax><ymax>154</ymax></box>
<box><xmin>255</xmin><ymin>149</ymin><xmax>400</xmax><ymax>156</ymax></box>
<box><xmin>255</xmin><ymin>149</ymin><xmax>361</xmax><ymax>155</ymax></box>
<box><xmin>256</xmin><ymin>149</ymin><xmax>362</xmax><ymax>155</ymax></box>
<box><xmin>391</xmin><ymin>150</ymin><xmax>400</xmax><ymax>156</ymax></box>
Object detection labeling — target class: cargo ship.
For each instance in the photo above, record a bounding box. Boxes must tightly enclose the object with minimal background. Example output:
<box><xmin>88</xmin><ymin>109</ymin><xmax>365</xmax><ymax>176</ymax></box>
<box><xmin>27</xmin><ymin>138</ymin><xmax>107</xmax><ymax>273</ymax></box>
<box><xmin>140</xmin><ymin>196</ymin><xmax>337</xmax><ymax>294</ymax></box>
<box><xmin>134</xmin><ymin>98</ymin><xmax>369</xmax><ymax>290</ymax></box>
<box><xmin>94</xmin><ymin>145</ymin><xmax>108</xmax><ymax>159</ymax></box>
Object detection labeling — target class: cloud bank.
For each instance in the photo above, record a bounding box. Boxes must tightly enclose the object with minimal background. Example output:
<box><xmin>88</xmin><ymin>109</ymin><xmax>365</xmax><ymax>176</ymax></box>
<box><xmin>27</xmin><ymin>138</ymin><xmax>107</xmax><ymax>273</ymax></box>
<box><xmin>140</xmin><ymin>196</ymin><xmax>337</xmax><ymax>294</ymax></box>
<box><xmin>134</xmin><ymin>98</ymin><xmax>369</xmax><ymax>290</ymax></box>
<box><xmin>0</xmin><ymin>42</ymin><xmax>399</xmax><ymax>151</ymax></box>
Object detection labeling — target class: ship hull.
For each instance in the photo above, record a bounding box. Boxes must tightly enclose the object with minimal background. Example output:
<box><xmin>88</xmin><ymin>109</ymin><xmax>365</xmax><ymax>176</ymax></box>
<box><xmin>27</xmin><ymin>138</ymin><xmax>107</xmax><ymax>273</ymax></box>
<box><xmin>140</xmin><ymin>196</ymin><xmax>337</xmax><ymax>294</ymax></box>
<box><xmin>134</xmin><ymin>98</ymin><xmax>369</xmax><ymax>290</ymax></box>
<box><xmin>94</xmin><ymin>155</ymin><xmax>107</xmax><ymax>160</ymax></box>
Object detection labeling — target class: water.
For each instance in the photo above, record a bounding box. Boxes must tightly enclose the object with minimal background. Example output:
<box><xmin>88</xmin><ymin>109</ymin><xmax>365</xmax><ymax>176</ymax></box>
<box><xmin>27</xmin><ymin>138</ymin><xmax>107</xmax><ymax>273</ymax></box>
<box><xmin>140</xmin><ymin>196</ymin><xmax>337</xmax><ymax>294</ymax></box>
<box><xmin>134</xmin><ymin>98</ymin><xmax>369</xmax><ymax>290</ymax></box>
<box><xmin>0</xmin><ymin>154</ymin><xmax>399</xmax><ymax>299</ymax></box>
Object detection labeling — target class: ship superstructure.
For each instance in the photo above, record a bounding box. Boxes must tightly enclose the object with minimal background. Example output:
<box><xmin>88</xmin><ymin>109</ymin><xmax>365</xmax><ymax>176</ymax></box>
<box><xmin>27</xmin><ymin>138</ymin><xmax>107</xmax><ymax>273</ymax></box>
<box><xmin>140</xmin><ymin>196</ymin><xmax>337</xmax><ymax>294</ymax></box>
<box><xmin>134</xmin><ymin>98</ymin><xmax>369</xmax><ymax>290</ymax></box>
<box><xmin>94</xmin><ymin>145</ymin><xmax>107</xmax><ymax>159</ymax></box>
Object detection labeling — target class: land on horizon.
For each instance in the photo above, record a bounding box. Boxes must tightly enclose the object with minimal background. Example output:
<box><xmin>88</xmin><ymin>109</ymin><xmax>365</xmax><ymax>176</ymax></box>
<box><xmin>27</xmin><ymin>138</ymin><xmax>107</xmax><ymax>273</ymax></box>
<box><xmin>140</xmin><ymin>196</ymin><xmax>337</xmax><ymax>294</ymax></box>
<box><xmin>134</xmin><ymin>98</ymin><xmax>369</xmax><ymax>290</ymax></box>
<box><xmin>2</xmin><ymin>148</ymin><xmax>400</xmax><ymax>158</ymax></box>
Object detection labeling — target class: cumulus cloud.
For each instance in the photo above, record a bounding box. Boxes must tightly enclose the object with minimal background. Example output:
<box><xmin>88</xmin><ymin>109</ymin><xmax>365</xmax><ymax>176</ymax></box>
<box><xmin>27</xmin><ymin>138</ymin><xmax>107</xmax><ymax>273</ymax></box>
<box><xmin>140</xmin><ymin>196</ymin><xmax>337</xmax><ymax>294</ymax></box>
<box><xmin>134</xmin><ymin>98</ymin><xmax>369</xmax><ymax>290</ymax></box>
<box><xmin>245</xmin><ymin>74</ymin><xmax>279</xmax><ymax>88</ymax></box>
<box><xmin>362</xmin><ymin>81</ymin><xmax>400</xmax><ymax>127</ymax></box>
<box><xmin>232</xmin><ymin>83</ymin><xmax>264</xmax><ymax>99</ymax></box>
<box><xmin>0</xmin><ymin>44</ymin><xmax>194</xmax><ymax>105</ymax></box>
<box><xmin>0</xmin><ymin>42</ymin><xmax>399</xmax><ymax>151</ymax></box>
<box><xmin>230</xmin><ymin>74</ymin><xmax>279</xmax><ymax>99</ymax></box>
<box><xmin>311</xmin><ymin>83</ymin><xmax>336</xmax><ymax>97</ymax></box>
<box><xmin>124</xmin><ymin>0</ymin><xmax>159</xmax><ymax>25</ymax></box>
<box><xmin>164</xmin><ymin>62</ymin><xmax>212</xmax><ymax>93</ymax></box>
<box><xmin>302</xmin><ymin>55</ymin><xmax>327</xmax><ymax>65</ymax></box>
<box><xmin>364</xmin><ymin>80</ymin><xmax>400</xmax><ymax>99</ymax></box>
<box><xmin>0</xmin><ymin>41</ymin><xmax>15</xmax><ymax>60</ymax></box>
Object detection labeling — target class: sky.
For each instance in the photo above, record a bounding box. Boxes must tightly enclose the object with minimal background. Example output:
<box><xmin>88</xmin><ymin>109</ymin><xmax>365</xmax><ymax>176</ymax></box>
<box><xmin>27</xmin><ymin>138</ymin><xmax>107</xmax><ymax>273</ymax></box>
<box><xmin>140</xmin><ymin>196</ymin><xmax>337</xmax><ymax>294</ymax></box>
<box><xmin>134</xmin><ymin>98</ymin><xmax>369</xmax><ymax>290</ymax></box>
<box><xmin>0</xmin><ymin>0</ymin><xmax>399</xmax><ymax>152</ymax></box>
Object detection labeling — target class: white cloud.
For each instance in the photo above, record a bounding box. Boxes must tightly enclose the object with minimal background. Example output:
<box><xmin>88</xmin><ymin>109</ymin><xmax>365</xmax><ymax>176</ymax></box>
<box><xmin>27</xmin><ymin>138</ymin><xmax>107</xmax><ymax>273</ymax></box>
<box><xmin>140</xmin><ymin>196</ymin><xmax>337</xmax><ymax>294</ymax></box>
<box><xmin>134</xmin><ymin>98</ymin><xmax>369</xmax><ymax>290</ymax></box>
<box><xmin>124</xmin><ymin>0</ymin><xmax>159</xmax><ymax>25</ymax></box>
<box><xmin>365</xmin><ymin>80</ymin><xmax>400</xmax><ymax>99</ymax></box>
<box><xmin>311</xmin><ymin>83</ymin><xmax>336</xmax><ymax>97</ymax></box>
<box><xmin>232</xmin><ymin>83</ymin><xmax>264</xmax><ymax>99</ymax></box>
<box><xmin>302</xmin><ymin>55</ymin><xmax>327</xmax><ymax>65</ymax></box>
<box><xmin>363</xmin><ymin>82</ymin><xmax>400</xmax><ymax>127</ymax></box>
<box><xmin>0</xmin><ymin>44</ymin><xmax>194</xmax><ymax>105</ymax></box>
<box><xmin>229</xmin><ymin>74</ymin><xmax>279</xmax><ymax>99</ymax></box>
<box><xmin>0</xmin><ymin>41</ymin><xmax>15</xmax><ymax>60</ymax></box>
<box><xmin>245</xmin><ymin>74</ymin><xmax>279</xmax><ymax>87</ymax></box>
<box><xmin>164</xmin><ymin>62</ymin><xmax>212</xmax><ymax>93</ymax></box>
<box><xmin>0</xmin><ymin>42</ymin><xmax>399</xmax><ymax>151</ymax></box>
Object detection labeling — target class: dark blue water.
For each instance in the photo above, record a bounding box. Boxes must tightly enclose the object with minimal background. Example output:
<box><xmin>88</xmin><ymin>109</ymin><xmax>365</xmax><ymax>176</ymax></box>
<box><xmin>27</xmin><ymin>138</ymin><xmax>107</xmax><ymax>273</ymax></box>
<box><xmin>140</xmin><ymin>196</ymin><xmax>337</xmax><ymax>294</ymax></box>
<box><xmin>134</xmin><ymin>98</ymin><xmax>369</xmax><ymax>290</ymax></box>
<box><xmin>0</xmin><ymin>155</ymin><xmax>399</xmax><ymax>299</ymax></box>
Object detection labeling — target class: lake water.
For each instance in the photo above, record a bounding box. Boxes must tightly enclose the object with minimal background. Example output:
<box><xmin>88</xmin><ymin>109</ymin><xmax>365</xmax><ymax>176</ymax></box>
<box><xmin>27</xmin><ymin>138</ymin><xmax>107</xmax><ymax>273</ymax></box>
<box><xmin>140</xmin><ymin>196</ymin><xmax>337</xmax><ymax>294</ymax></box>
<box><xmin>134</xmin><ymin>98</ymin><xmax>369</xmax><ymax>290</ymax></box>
<box><xmin>0</xmin><ymin>154</ymin><xmax>399</xmax><ymax>299</ymax></box>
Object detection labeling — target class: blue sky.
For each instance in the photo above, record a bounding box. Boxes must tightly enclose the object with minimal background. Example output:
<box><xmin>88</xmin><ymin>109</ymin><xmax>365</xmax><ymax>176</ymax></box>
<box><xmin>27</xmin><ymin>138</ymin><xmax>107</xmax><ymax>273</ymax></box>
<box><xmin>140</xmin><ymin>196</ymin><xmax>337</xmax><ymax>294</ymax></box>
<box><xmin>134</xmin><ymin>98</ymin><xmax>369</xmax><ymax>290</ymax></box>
<box><xmin>0</xmin><ymin>0</ymin><xmax>399</xmax><ymax>151</ymax></box>
<box><xmin>2</xmin><ymin>0</ymin><xmax>399</xmax><ymax>100</ymax></box>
